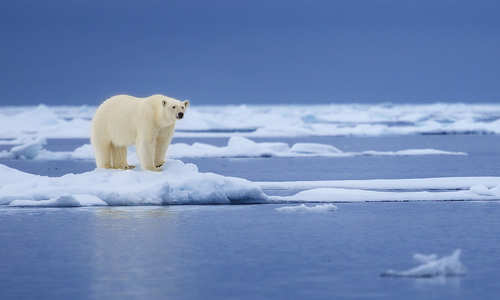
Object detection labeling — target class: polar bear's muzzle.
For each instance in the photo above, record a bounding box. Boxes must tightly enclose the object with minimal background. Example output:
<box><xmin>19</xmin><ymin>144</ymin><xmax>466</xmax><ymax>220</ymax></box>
<box><xmin>177</xmin><ymin>112</ymin><xmax>184</xmax><ymax>119</ymax></box>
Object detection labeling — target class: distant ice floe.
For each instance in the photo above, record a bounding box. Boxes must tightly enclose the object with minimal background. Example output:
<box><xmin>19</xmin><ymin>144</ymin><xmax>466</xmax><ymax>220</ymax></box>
<box><xmin>275</xmin><ymin>204</ymin><xmax>337</xmax><ymax>213</ymax></box>
<box><xmin>1</xmin><ymin>162</ymin><xmax>500</xmax><ymax>207</ymax></box>
<box><xmin>1</xmin><ymin>103</ymin><xmax>500</xmax><ymax>138</ymax></box>
<box><xmin>265</xmin><ymin>177</ymin><xmax>500</xmax><ymax>203</ymax></box>
<box><xmin>0</xmin><ymin>136</ymin><xmax>466</xmax><ymax>161</ymax></box>
<box><xmin>381</xmin><ymin>249</ymin><xmax>466</xmax><ymax>278</ymax></box>
<box><xmin>269</xmin><ymin>187</ymin><xmax>500</xmax><ymax>203</ymax></box>
<box><xmin>259</xmin><ymin>177</ymin><xmax>500</xmax><ymax>192</ymax></box>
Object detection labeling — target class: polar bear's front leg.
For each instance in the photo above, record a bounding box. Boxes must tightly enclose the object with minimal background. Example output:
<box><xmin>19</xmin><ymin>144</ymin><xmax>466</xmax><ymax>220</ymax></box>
<box><xmin>155</xmin><ymin>125</ymin><xmax>174</xmax><ymax>168</ymax></box>
<box><xmin>137</xmin><ymin>135</ymin><xmax>160</xmax><ymax>171</ymax></box>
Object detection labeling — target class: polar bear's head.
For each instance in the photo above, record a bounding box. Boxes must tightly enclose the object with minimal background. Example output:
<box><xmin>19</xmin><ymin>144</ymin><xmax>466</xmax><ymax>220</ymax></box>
<box><xmin>155</xmin><ymin>95</ymin><xmax>189</xmax><ymax>126</ymax></box>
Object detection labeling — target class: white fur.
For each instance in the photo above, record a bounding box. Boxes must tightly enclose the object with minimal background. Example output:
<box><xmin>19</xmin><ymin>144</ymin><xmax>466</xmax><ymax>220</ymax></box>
<box><xmin>91</xmin><ymin>94</ymin><xmax>189</xmax><ymax>171</ymax></box>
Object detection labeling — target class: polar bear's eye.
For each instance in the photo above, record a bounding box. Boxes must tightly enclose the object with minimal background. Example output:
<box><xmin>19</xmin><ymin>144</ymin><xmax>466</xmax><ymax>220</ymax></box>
<box><xmin>162</xmin><ymin>100</ymin><xmax>166</xmax><ymax>106</ymax></box>
<box><xmin>172</xmin><ymin>106</ymin><xmax>176</xmax><ymax>109</ymax></box>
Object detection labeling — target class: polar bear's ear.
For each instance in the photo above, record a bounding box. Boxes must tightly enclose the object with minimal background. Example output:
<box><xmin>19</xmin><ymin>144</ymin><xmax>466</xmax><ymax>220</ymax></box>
<box><xmin>183</xmin><ymin>100</ymin><xmax>190</xmax><ymax>108</ymax></box>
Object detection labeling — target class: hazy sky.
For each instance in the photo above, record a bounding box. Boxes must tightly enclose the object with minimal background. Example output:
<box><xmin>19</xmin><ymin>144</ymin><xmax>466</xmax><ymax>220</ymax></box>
<box><xmin>1</xmin><ymin>0</ymin><xmax>499</xmax><ymax>105</ymax></box>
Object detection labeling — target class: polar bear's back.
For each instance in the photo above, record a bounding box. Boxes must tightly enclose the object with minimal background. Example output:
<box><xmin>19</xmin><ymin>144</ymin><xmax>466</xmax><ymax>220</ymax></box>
<box><xmin>91</xmin><ymin>95</ymin><xmax>144</xmax><ymax>146</ymax></box>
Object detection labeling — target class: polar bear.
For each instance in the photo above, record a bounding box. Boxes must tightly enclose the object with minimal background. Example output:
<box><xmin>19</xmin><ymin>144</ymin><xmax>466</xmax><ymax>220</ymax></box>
<box><xmin>91</xmin><ymin>94</ymin><xmax>189</xmax><ymax>171</ymax></box>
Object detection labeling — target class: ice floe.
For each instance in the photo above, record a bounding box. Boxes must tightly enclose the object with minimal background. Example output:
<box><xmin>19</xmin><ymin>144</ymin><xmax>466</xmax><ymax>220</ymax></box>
<box><xmin>1</xmin><ymin>103</ymin><xmax>500</xmax><ymax>139</ymax></box>
<box><xmin>1</xmin><ymin>162</ymin><xmax>500</xmax><ymax>207</ymax></box>
<box><xmin>381</xmin><ymin>249</ymin><xmax>466</xmax><ymax>278</ymax></box>
<box><xmin>275</xmin><ymin>203</ymin><xmax>337</xmax><ymax>213</ymax></box>
<box><xmin>269</xmin><ymin>187</ymin><xmax>500</xmax><ymax>203</ymax></box>
<box><xmin>0</xmin><ymin>136</ymin><xmax>466</xmax><ymax>161</ymax></box>
<box><xmin>0</xmin><ymin>161</ymin><xmax>267</xmax><ymax>207</ymax></box>
<box><xmin>259</xmin><ymin>177</ymin><xmax>500</xmax><ymax>192</ymax></box>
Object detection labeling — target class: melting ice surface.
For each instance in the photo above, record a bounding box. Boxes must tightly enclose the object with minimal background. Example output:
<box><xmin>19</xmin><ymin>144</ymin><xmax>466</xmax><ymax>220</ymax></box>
<box><xmin>1</xmin><ymin>161</ymin><xmax>500</xmax><ymax>207</ymax></box>
<box><xmin>381</xmin><ymin>249</ymin><xmax>466</xmax><ymax>278</ymax></box>
<box><xmin>1</xmin><ymin>103</ymin><xmax>500</xmax><ymax>138</ymax></box>
<box><xmin>0</xmin><ymin>136</ymin><xmax>466</xmax><ymax>161</ymax></box>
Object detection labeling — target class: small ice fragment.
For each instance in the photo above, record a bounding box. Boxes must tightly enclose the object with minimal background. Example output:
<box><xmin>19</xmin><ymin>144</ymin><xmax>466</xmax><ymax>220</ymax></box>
<box><xmin>9</xmin><ymin>137</ymin><xmax>47</xmax><ymax>159</ymax></box>
<box><xmin>381</xmin><ymin>249</ymin><xmax>466</xmax><ymax>278</ymax></box>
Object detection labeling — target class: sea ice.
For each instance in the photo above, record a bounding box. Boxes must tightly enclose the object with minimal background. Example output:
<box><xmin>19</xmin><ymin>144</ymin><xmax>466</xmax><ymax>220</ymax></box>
<box><xmin>0</xmin><ymin>161</ymin><xmax>267</xmax><ymax>206</ymax></box>
<box><xmin>1</xmin><ymin>103</ymin><xmax>500</xmax><ymax>139</ymax></box>
<box><xmin>269</xmin><ymin>187</ymin><xmax>500</xmax><ymax>203</ymax></box>
<box><xmin>381</xmin><ymin>249</ymin><xmax>466</xmax><ymax>278</ymax></box>
<box><xmin>259</xmin><ymin>177</ymin><xmax>500</xmax><ymax>192</ymax></box>
<box><xmin>1</xmin><ymin>162</ymin><xmax>499</xmax><ymax>207</ymax></box>
<box><xmin>0</xmin><ymin>136</ymin><xmax>466</xmax><ymax>161</ymax></box>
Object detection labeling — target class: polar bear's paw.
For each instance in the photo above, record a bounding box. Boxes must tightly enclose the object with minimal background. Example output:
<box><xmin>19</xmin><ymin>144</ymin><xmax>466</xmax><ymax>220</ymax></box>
<box><xmin>156</xmin><ymin>161</ymin><xmax>165</xmax><ymax>168</ymax></box>
<box><xmin>149</xmin><ymin>166</ymin><xmax>163</xmax><ymax>172</ymax></box>
<box><xmin>125</xmin><ymin>165</ymin><xmax>135</xmax><ymax>170</ymax></box>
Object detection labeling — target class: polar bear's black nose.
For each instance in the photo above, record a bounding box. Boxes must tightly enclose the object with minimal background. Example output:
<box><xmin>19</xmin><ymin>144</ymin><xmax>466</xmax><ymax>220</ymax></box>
<box><xmin>177</xmin><ymin>112</ymin><xmax>184</xmax><ymax>119</ymax></box>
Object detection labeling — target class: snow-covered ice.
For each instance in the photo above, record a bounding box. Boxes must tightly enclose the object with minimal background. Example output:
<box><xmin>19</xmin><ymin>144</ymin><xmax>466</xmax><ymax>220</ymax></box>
<box><xmin>0</xmin><ymin>136</ymin><xmax>466</xmax><ymax>161</ymax></box>
<box><xmin>1</xmin><ymin>103</ymin><xmax>500</xmax><ymax>139</ymax></box>
<box><xmin>1</xmin><ymin>161</ymin><xmax>500</xmax><ymax>207</ymax></box>
<box><xmin>10</xmin><ymin>195</ymin><xmax>107</xmax><ymax>207</ymax></box>
<box><xmin>259</xmin><ymin>177</ymin><xmax>500</xmax><ymax>191</ymax></box>
<box><xmin>269</xmin><ymin>187</ymin><xmax>500</xmax><ymax>203</ymax></box>
<box><xmin>275</xmin><ymin>203</ymin><xmax>337</xmax><ymax>213</ymax></box>
<box><xmin>381</xmin><ymin>249</ymin><xmax>466</xmax><ymax>278</ymax></box>
<box><xmin>0</xmin><ymin>161</ymin><xmax>267</xmax><ymax>207</ymax></box>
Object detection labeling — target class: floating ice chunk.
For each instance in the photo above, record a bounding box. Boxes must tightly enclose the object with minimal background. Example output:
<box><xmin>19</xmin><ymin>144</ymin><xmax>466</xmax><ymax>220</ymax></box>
<box><xmin>381</xmin><ymin>249</ymin><xmax>466</xmax><ymax>278</ymax></box>
<box><xmin>258</xmin><ymin>177</ymin><xmax>500</xmax><ymax>192</ymax></box>
<box><xmin>69</xmin><ymin>144</ymin><xmax>94</xmax><ymax>159</ymax></box>
<box><xmin>169</xmin><ymin>136</ymin><xmax>290</xmax><ymax>158</ymax></box>
<box><xmin>169</xmin><ymin>138</ymin><xmax>465</xmax><ymax>158</ymax></box>
<box><xmin>270</xmin><ymin>187</ymin><xmax>500</xmax><ymax>202</ymax></box>
<box><xmin>290</xmin><ymin>143</ymin><xmax>342</xmax><ymax>154</ymax></box>
<box><xmin>0</xmin><ymin>137</ymin><xmax>47</xmax><ymax>159</ymax></box>
<box><xmin>0</xmin><ymin>161</ymin><xmax>268</xmax><ymax>206</ymax></box>
<box><xmin>275</xmin><ymin>203</ymin><xmax>337</xmax><ymax>213</ymax></box>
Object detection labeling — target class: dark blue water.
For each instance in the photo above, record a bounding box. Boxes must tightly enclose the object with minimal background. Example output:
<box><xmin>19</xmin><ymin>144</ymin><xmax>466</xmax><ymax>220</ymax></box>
<box><xmin>1</xmin><ymin>135</ymin><xmax>500</xmax><ymax>299</ymax></box>
<box><xmin>1</xmin><ymin>203</ymin><xmax>500</xmax><ymax>300</ymax></box>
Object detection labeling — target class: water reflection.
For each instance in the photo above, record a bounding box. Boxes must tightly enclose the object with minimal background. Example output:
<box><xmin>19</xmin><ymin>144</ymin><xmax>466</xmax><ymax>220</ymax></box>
<box><xmin>414</xmin><ymin>276</ymin><xmax>462</xmax><ymax>289</ymax></box>
<box><xmin>95</xmin><ymin>206</ymin><xmax>173</xmax><ymax>219</ymax></box>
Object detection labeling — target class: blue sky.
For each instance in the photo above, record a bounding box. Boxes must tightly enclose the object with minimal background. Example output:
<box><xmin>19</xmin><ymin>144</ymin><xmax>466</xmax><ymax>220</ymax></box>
<box><xmin>1</xmin><ymin>0</ymin><xmax>499</xmax><ymax>105</ymax></box>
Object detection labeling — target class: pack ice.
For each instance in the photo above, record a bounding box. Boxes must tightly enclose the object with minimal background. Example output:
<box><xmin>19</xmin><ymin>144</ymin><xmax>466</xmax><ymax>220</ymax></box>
<box><xmin>0</xmin><ymin>136</ymin><xmax>466</xmax><ymax>161</ymax></box>
<box><xmin>1</xmin><ymin>103</ymin><xmax>500</xmax><ymax>138</ymax></box>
